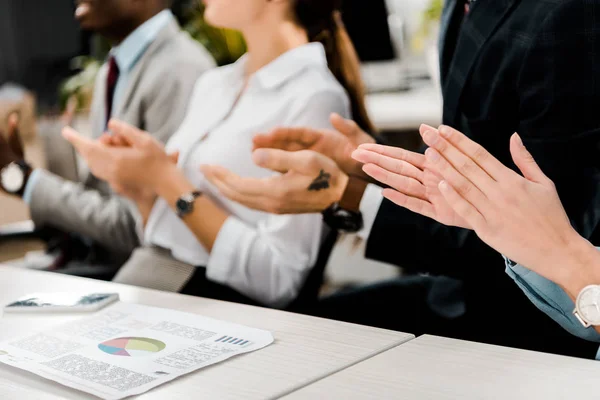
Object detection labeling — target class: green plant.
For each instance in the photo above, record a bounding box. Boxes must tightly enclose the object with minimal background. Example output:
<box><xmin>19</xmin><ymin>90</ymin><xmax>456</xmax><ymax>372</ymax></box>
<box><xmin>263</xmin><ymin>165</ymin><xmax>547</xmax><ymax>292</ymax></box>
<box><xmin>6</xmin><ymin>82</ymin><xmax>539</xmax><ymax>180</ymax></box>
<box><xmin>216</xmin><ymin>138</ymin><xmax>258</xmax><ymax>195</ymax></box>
<box><xmin>60</xmin><ymin>2</ymin><xmax>246</xmax><ymax>112</ymax></box>
<box><xmin>183</xmin><ymin>2</ymin><xmax>246</xmax><ymax>66</ymax></box>
<box><xmin>413</xmin><ymin>0</ymin><xmax>444</xmax><ymax>51</ymax></box>
<box><xmin>59</xmin><ymin>56</ymin><xmax>101</xmax><ymax>112</ymax></box>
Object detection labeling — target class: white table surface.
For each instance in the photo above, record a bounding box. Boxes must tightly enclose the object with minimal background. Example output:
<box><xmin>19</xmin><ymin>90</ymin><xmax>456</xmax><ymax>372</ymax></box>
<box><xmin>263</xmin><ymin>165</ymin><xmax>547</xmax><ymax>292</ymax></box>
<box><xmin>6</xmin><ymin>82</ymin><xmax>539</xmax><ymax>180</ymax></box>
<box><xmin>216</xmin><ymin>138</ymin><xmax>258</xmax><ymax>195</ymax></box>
<box><xmin>0</xmin><ymin>267</ymin><xmax>413</xmax><ymax>400</ymax></box>
<box><xmin>366</xmin><ymin>85</ymin><xmax>443</xmax><ymax>132</ymax></box>
<box><xmin>284</xmin><ymin>335</ymin><xmax>600</xmax><ymax>400</ymax></box>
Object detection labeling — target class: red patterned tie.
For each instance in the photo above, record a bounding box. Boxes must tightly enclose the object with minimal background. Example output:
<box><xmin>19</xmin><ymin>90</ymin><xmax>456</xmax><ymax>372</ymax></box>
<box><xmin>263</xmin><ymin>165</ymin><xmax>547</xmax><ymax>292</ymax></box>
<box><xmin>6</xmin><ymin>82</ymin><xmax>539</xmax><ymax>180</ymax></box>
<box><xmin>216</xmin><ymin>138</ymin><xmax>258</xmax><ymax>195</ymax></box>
<box><xmin>464</xmin><ymin>0</ymin><xmax>476</xmax><ymax>14</ymax></box>
<box><xmin>105</xmin><ymin>56</ymin><xmax>120</xmax><ymax>127</ymax></box>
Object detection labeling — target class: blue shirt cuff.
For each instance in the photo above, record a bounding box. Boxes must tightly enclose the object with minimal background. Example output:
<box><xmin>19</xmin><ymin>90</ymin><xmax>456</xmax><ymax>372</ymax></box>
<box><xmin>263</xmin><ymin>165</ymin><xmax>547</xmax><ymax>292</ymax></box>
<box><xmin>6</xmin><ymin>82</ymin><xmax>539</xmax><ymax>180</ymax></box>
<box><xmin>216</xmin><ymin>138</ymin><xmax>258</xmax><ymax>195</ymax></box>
<box><xmin>504</xmin><ymin>255</ymin><xmax>600</xmax><ymax>343</ymax></box>
<box><xmin>22</xmin><ymin>169</ymin><xmax>41</xmax><ymax>205</ymax></box>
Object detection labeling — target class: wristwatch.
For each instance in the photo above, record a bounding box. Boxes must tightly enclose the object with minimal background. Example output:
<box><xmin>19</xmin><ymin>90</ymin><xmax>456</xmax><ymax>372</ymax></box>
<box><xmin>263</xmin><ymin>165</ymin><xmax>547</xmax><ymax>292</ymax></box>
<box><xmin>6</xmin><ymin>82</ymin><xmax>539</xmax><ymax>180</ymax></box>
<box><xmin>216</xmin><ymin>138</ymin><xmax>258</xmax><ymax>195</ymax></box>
<box><xmin>573</xmin><ymin>285</ymin><xmax>600</xmax><ymax>328</ymax></box>
<box><xmin>322</xmin><ymin>176</ymin><xmax>368</xmax><ymax>233</ymax></box>
<box><xmin>0</xmin><ymin>160</ymin><xmax>32</xmax><ymax>196</ymax></box>
<box><xmin>175</xmin><ymin>191</ymin><xmax>202</xmax><ymax>218</ymax></box>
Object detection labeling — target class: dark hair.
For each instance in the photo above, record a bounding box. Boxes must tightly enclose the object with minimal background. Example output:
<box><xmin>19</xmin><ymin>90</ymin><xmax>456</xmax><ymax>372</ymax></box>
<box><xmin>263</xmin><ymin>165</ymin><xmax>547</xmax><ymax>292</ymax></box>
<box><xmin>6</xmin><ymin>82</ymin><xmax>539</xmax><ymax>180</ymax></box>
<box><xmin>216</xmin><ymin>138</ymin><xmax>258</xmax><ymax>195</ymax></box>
<box><xmin>294</xmin><ymin>0</ymin><xmax>376</xmax><ymax>133</ymax></box>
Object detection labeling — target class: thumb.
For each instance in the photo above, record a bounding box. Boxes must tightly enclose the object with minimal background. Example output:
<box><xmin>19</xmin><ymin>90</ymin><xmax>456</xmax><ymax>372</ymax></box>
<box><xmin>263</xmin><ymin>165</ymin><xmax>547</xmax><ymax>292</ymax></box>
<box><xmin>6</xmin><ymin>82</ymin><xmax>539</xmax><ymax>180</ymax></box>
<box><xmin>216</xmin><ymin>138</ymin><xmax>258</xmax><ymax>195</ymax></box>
<box><xmin>168</xmin><ymin>151</ymin><xmax>180</xmax><ymax>164</ymax></box>
<box><xmin>107</xmin><ymin>119</ymin><xmax>148</xmax><ymax>148</ymax></box>
<box><xmin>62</xmin><ymin>126</ymin><xmax>96</xmax><ymax>156</ymax></box>
<box><xmin>7</xmin><ymin>112</ymin><xmax>24</xmax><ymax>159</ymax></box>
<box><xmin>331</xmin><ymin>113</ymin><xmax>362</xmax><ymax>140</ymax></box>
<box><xmin>253</xmin><ymin>148</ymin><xmax>330</xmax><ymax>175</ymax></box>
<box><xmin>510</xmin><ymin>133</ymin><xmax>548</xmax><ymax>183</ymax></box>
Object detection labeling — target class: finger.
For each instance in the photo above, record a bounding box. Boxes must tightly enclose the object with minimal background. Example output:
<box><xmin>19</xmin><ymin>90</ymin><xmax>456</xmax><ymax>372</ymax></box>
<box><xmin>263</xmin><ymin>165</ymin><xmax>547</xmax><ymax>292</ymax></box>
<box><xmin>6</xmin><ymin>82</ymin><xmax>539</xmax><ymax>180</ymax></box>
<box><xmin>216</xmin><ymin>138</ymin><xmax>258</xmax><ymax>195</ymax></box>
<box><xmin>436</xmin><ymin>125</ymin><xmax>508</xmax><ymax>180</ymax></box>
<box><xmin>438</xmin><ymin>180</ymin><xmax>485</xmax><ymax>231</ymax></box>
<box><xmin>363</xmin><ymin>163</ymin><xmax>426</xmax><ymax>199</ymax></box>
<box><xmin>201</xmin><ymin>165</ymin><xmax>281</xmax><ymax>211</ymax></box>
<box><xmin>510</xmin><ymin>133</ymin><xmax>550</xmax><ymax>184</ymax></box>
<box><xmin>61</xmin><ymin>96</ymin><xmax>78</xmax><ymax>125</ymax></box>
<box><xmin>107</xmin><ymin>119</ymin><xmax>149</xmax><ymax>148</ymax></box>
<box><xmin>382</xmin><ymin>188</ymin><xmax>437</xmax><ymax>221</ymax></box>
<box><xmin>353</xmin><ymin>147</ymin><xmax>425</xmax><ymax>180</ymax></box>
<box><xmin>201</xmin><ymin>165</ymin><xmax>274</xmax><ymax>196</ymax></box>
<box><xmin>422</xmin><ymin>127</ymin><xmax>497</xmax><ymax>194</ymax></box>
<box><xmin>98</xmin><ymin>134</ymin><xmax>114</xmax><ymax>146</ymax></box>
<box><xmin>62</xmin><ymin>126</ymin><xmax>97</xmax><ymax>156</ymax></box>
<box><xmin>356</xmin><ymin>144</ymin><xmax>426</xmax><ymax>170</ymax></box>
<box><xmin>253</xmin><ymin>148</ymin><xmax>336</xmax><ymax>176</ymax></box>
<box><xmin>7</xmin><ymin>112</ymin><xmax>24</xmax><ymax>159</ymax></box>
<box><xmin>106</xmin><ymin>132</ymin><xmax>130</xmax><ymax>147</ymax></box>
<box><xmin>168</xmin><ymin>151</ymin><xmax>180</xmax><ymax>164</ymax></box>
<box><xmin>419</xmin><ymin>123</ymin><xmax>437</xmax><ymax>137</ymax></box>
<box><xmin>331</xmin><ymin>113</ymin><xmax>362</xmax><ymax>138</ymax></box>
<box><xmin>425</xmin><ymin>147</ymin><xmax>490</xmax><ymax>211</ymax></box>
<box><xmin>7</xmin><ymin>111</ymin><xmax>19</xmax><ymax>128</ymax></box>
<box><xmin>253</xmin><ymin>127</ymin><xmax>319</xmax><ymax>151</ymax></box>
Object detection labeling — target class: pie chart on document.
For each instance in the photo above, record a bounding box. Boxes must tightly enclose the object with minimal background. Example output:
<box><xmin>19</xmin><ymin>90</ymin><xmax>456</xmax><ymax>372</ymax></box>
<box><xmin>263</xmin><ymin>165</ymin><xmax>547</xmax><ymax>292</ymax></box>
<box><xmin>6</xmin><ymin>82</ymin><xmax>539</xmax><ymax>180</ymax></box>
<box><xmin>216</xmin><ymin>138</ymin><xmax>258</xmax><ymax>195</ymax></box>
<box><xmin>98</xmin><ymin>337</ymin><xmax>166</xmax><ymax>357</ymax></box>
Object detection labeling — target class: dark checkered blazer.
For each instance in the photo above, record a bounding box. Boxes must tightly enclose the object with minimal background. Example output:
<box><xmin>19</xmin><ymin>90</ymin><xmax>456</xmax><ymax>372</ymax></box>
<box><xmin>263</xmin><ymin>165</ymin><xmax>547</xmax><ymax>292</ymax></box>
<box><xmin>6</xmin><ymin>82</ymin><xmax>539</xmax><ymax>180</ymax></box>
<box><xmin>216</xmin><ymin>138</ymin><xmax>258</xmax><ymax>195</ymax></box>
<box><xmin>367</xmin><ymin>0</ymin><xmax>600</xmax><ymax>358</ymax></box>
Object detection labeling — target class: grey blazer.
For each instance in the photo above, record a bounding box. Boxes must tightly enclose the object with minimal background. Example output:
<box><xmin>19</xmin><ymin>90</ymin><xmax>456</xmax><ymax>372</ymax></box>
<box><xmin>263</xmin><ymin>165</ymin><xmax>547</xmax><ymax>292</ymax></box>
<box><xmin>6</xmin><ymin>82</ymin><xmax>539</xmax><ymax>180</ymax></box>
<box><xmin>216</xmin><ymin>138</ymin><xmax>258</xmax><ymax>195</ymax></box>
<box><xmin>27</xmin><ymin>19</ymin><xmax>215</xmax><ymax>257</ymax></box>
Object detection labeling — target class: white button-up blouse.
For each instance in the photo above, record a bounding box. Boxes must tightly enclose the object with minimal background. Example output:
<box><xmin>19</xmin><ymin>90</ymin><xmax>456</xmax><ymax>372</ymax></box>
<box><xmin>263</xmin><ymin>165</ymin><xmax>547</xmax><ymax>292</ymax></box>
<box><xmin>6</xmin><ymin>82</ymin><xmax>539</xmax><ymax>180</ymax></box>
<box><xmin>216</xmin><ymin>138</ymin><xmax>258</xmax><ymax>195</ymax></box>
<box><xmin>144</xmin><ymin>43</ymin><xmax>351</xmax><ymax>307</ymax></box>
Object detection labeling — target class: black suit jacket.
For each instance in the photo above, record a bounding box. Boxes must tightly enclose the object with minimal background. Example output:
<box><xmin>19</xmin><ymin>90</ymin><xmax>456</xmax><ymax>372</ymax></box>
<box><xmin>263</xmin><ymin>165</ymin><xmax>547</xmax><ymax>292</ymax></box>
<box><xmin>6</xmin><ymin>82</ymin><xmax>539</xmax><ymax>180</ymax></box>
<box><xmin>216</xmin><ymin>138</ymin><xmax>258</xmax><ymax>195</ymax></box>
<box><xmin>367</xmin><ymin>0</ymin><xmax>600</xmax><ymax>358</ymax></box>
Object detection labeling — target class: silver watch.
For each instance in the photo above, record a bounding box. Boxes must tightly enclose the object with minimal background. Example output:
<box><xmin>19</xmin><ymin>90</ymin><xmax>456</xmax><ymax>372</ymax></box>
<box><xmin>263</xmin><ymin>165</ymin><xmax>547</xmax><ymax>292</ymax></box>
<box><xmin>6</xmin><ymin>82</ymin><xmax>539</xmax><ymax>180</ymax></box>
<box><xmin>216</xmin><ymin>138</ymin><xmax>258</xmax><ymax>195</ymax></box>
<box><xmin>573</xmin><ymin>285</ymin><xmax>600</xmax><ymax>328</ymax></box>
<box><xmin>0</xmin><ymin>161</ymin><xmax>30</xmax><ymax>194</ymax></box>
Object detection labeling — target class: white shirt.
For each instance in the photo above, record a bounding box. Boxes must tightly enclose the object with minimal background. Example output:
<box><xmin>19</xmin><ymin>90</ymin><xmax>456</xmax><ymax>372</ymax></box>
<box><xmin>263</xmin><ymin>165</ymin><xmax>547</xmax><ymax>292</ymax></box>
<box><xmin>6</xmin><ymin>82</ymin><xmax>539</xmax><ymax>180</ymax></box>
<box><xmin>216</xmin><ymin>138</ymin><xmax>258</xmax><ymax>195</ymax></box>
<box><xmin>357</xmin><ymin>184</ymin><xmax>384</xmax><ymax>240</ymax></box>
<box><xmin>144</xmin><ymin>43</ymin><xmax>351</xmax><ymax>307</ymax></box>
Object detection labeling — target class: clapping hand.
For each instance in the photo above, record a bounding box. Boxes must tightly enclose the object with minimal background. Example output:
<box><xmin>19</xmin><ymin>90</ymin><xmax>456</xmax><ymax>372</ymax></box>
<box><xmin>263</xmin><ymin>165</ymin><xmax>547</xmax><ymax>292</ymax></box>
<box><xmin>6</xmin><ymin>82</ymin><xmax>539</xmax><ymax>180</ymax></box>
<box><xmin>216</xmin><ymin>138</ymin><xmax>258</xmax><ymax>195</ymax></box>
<box><xmin>354</xmin><ymin>124</ymin><xmax>598</xmax><ymax>294</ymax></box>
<box><xmin>352</xmin><ymin>124</ymin><xmax>470</xmax><ymax>229</ymax></box>
<box><xmin>0</xmin><ymin>112</ymin><xmax>24</xmax><ymax>170</ymax></box>
<box><xmin>202</xmin><ymin>149</ymin><xmax>347</xmax><ymax>214</ymax></box>
<box><xmin>253</xmin><ymin>113</ymin><xmax>374</xmax><ymax>177</ymax></box>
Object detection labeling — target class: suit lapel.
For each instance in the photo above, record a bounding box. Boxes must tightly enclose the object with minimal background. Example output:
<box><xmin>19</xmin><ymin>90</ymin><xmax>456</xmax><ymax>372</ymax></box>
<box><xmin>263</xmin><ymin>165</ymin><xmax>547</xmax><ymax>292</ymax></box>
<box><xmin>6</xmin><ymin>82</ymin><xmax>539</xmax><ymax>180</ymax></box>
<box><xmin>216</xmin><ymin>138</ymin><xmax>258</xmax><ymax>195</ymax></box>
<box><xmin>442</xmin><ymin>0</ymin><xmax>519</xmax><ymax>124</ymax></box>
<box><xmin>112</xmin><ymin>19</ymin><xmax>180</xmax><ymax>119</ymax></box>
<box><xmin>438</xmin><ymin>0</ymin><xmax>459</xmax><ymax>85</ymax></box>
<box><xmin>90</xmin><ymin>64</ymin><xmax>108</xmax><ymax>138</ymax></box>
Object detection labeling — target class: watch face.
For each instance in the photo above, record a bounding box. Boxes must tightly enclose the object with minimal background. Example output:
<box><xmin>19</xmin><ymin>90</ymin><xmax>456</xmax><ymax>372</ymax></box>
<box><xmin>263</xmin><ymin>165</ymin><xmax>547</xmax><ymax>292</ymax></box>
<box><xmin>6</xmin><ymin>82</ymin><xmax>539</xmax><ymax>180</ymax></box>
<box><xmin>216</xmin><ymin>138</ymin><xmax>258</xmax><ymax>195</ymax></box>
<box><xmin>323</xmin><ymin>204</ymin><xmax>364</xmax><ymax>233</ymax></box>
<box><xmin>1</xmin><ymin>163</ymin><xmax>25</xmax><ymax>193</ymax></box>
<box><xmin>577</xmin><ymin>286</ymin><xmax>600</xmax><ymax>325</ymax></box>
<box><xmin>176</xmin><ymin>198</ymin><xmax>193</xmax><ymax>215</ymax></box>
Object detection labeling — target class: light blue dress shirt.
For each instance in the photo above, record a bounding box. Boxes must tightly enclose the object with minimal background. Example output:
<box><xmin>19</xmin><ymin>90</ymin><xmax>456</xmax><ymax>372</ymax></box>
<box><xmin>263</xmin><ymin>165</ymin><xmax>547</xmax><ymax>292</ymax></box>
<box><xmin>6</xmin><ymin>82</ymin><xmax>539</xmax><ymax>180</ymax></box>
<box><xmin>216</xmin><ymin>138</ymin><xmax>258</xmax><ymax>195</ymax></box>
<box><xmin>23</xmin><ymin>10</ymin><xmax>174</xmax><ymax>204</ymax></box>
<box><xmin>505</xmin><ymin>252</ymin><xmax>600</xmax><ymax>359</ymax></box>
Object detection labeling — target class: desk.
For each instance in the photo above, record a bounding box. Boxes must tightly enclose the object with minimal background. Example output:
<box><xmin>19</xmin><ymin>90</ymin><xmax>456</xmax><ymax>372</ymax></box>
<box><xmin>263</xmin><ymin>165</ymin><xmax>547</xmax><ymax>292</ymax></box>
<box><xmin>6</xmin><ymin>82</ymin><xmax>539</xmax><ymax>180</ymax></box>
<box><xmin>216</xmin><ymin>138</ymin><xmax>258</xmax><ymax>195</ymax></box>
<box><xmin>366</xmin><ymin>85</ymin><xmax>443</xmax><ymax>132</ymax></box>
<box><xmin>0</xmin><ymin>267</ymin><xmax>413</xmax><ymax>399</ymax></box>
<box><xmin>284</xmin><ymin>335</ymin><xmax>600</xmax><ymax>399</ymax></box>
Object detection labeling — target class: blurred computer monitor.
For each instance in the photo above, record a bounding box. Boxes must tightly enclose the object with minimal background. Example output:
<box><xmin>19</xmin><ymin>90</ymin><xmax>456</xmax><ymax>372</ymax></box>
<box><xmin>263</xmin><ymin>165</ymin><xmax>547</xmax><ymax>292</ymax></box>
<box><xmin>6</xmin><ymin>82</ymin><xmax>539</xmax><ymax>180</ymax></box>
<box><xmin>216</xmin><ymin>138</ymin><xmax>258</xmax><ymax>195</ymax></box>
<box><xmin>341</xmin><ymin>0</ymin><xmax>397</xmax><ymax>62</ymax></box>
<box><xmin>341</xmin><ymin>0</ymin><xmax>410</xmax><ymax>92</ymax></box>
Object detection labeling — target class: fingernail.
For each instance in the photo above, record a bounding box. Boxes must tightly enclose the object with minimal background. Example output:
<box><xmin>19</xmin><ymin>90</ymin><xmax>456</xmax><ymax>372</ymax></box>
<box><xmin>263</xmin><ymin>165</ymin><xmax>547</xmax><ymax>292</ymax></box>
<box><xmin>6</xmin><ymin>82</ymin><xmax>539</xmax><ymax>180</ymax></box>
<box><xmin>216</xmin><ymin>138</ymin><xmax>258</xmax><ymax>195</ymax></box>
<box><xmin>252</xmin><ymin>149</ymin><xmax>267</xmax><ymax>165</ymax></box>
<box><xmin>425</xmin><ymin>147</ymin><xmax>439</xmax><ymax>162</ymax></box>
<box><xmin>8</xmin><ymin>112</ymin><xmax>19</xmax><ymax>125</ymax></box>
<box><xmin>438</xmin><ymin>125</ymin><xmax>451</xmax><ymax>138</ymax></box>
<box><xmin>351</xmin><ymin>149</ymin><xmax>364</xmax><ymax>160</ymax></box>
<box><xmin>423</xmin><ymin>129</ymin><xmax>439</xmax><ymax>145</ymax></box>
<box><xmin>513</xmin><ymin>133</ymin><xmax>524</xmax><ymax>148</ymax></box>
<box><xmin>61</xmin><ymin>127</ymin><xmax>73</xmax><ymax>138</ymax></box>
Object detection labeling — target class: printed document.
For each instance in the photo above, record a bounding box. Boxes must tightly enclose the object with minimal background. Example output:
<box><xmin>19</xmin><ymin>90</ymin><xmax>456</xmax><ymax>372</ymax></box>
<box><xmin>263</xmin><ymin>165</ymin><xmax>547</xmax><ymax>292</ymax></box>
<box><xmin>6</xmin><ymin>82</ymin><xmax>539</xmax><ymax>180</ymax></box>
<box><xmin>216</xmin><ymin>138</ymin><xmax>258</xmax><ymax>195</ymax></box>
<box><xmin>0</xmin><ymin>303</ymin><xmax>274</xmax><ymax>399</ymax></box>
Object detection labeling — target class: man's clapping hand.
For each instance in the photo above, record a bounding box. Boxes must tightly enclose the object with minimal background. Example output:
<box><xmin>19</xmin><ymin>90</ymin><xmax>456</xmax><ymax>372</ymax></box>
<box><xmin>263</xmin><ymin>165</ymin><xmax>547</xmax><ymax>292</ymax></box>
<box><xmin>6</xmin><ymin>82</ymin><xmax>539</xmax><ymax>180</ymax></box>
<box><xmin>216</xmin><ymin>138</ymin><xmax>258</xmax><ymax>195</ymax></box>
<box><xmin>0</xmin><ymin>112</ymin><xmax>24</xmax><ymax>170</ymax></box>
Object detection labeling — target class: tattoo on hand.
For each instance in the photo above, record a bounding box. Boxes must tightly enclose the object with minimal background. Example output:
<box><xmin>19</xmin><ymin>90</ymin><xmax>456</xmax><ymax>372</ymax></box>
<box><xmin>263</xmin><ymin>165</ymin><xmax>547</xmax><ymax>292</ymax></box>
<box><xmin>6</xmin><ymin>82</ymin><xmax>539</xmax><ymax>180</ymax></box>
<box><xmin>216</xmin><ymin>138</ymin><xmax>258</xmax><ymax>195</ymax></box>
<box><xmin>308</xmin><ymin>170</ymin><xmax>331</xmax><ymax>191</ymax></box>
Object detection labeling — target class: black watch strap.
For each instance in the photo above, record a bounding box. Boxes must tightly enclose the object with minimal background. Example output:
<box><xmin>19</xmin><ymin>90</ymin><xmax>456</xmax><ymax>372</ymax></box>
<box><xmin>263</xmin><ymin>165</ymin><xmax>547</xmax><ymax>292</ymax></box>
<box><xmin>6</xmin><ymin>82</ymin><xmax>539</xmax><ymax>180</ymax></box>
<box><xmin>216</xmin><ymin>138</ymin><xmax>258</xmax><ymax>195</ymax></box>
<box><xmin>322</xmin><ymin>204</ymin><xmax>363</xmax><ymax>233</ymax></box>
<box><xmin>175</xmin><ymin>191</ymin><xmax>202</xmax><ymax>219</ymax></box>
<box><xmin>16</xmin><ymin>160</ymin><xmax>32</xmax><ymax>197</ymax></box>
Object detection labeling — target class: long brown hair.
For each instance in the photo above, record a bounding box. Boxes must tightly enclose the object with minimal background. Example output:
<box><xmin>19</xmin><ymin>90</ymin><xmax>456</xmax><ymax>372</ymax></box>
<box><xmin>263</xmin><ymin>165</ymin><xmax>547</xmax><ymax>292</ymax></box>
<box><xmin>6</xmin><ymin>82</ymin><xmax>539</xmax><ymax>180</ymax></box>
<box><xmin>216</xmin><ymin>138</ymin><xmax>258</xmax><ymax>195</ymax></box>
<box><xmin>294</xmin><ymin>0</ymin><xmax>376</xmax><ymax>133</ymax></box>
